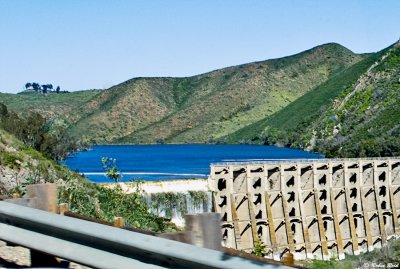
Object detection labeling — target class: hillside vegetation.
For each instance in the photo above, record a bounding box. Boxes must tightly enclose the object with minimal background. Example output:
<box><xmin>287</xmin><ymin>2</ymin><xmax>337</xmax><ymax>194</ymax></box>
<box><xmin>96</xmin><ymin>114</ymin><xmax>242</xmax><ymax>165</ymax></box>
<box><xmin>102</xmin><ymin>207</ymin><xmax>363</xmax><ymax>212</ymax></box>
<box><xmin>0</xmin><ymin>99</ymin><xmax>174</xmax><ymax>231</ymax></box>
<box><xmin>0</xmin><ymin>126</ymin><xmax>174</xmax><ymax>231</ymax></box>
<box><xmin>0</xmin><ymin>127</ymin><xmax>78</xmax><ymax>195</ymax></box>
<box><xmin>0</xmin><ymin>90</ymin><xmax>101</xmax><ymax>133</ymax></box>
<box><xmin>301</xmin><ymin>41</ymin><xmax>400</xmax><ymax>157</ymax></box>
<box><xmin>0</xmin><ymin>43</ymin><xmax>363</xmax><ymax>144</ymax></box>
<box><xmin>238</xmin><ymin>41</ymin><xmax>400</xmax><ymax>158</ymax></box>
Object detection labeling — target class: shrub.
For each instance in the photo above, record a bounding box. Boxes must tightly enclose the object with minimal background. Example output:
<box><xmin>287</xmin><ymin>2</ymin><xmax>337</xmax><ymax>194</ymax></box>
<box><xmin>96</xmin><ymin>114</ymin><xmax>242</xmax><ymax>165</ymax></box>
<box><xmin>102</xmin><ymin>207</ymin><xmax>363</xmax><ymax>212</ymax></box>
<box><xmin>59</xmin><ymin>178</ymin><xmax>175</xmax><ymax>232</ymax></box>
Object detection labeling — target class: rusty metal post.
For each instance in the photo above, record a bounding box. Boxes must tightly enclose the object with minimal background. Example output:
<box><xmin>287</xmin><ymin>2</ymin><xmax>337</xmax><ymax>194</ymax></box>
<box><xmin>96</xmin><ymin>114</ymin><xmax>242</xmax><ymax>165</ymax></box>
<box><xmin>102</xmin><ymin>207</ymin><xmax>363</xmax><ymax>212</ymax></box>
<box><xmin>59</xmin><ymin>203</ymin><xmax>69</xmax><ymax>215</ymax></box>
<box><xmin>114</xmin><ymin>217</ymin><xmax>125</xmax><ymax>228</ymax></box>
<box><xmin>282</xmin><ymin>253</ymin><xmax>294</xmax><ymax>266</ymax></box>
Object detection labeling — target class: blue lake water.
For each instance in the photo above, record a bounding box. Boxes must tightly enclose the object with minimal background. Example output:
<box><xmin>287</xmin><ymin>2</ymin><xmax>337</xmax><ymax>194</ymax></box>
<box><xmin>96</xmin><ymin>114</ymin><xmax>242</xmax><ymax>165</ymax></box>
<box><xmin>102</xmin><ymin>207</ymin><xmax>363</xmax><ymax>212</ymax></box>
<box><xmin>63</xmin><ymin>144</ymin><xmax>322</xmax><ymax>183</ymax></box>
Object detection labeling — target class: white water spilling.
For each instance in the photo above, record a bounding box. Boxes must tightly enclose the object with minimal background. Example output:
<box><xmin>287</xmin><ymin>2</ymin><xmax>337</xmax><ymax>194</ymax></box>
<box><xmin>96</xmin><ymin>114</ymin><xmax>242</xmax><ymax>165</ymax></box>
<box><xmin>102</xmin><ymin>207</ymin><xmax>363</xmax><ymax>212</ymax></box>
<box><xmin>142</xmin><ymin>191</ymin><xmax>213</xmax><ymax>227</ymax></box>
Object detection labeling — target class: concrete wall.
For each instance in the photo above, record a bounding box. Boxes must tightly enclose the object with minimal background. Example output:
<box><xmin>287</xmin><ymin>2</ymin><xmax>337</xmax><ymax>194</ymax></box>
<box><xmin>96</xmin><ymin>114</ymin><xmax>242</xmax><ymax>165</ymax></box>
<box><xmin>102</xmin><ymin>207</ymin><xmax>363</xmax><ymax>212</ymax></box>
<box><xmin>208</xmin><ymin>158</ymin><xmax>400</xmax><ymax>260</ymax></box>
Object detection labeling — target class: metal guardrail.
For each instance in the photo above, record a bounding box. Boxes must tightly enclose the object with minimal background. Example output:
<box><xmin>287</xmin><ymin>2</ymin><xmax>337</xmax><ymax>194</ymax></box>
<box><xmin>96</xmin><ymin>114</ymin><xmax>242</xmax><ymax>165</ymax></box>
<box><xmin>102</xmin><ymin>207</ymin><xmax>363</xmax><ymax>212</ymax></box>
<box><xmin>0</xmin><ymin>201</ymin><xmax>290</xmax><ymax>269</ymax></box>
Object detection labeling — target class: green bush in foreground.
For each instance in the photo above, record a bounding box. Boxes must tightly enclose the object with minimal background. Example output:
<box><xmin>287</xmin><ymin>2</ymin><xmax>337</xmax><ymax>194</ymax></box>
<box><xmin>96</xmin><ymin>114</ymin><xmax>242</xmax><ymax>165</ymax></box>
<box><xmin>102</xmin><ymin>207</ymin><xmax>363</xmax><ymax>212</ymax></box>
<box><xmin>252</xmin><ymin>239</ymin><xmax>267</xmax><ymax>257</ymax></box>
<box><xmin>59</xmin><ymin>178</ymin><xmax>176</xmax><ymax>232</ymax></box>
<box><xmin>101</xmin><ymin>157</ymin><xmax>121</xmax><ymax>182</ymax></box>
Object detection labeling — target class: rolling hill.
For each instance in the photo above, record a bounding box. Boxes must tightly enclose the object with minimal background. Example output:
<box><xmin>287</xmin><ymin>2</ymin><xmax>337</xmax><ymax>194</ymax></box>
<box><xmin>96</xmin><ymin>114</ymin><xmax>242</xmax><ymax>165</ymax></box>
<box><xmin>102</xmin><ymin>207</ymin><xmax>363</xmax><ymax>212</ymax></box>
<box><xmin>3</xmin><ymin>41</ymin><xmax>398</xmax><ymax>158</ymax></box>
<box><xmin>298</xmin><ymin>41</ymin><xmax>400</xmax><ymax>157</ymax></box>
<box><xmin>0</xmin><ymin>43</ymin><xmax>364</xmax><ymax>144</ymax></box>
<box><xmin>230</xmin><ymin>40</ymin><xmax>400</xmax><ymax>157</ymax></box>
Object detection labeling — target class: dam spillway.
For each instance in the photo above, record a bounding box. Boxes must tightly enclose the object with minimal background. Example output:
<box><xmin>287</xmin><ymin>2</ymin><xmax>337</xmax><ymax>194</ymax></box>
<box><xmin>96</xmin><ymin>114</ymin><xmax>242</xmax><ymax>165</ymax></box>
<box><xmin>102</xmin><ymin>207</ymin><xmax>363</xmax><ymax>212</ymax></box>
<box><xmin>208</xmin><ymin>157</ymin><xmax>400</xmax><ymax>260</ymax></box>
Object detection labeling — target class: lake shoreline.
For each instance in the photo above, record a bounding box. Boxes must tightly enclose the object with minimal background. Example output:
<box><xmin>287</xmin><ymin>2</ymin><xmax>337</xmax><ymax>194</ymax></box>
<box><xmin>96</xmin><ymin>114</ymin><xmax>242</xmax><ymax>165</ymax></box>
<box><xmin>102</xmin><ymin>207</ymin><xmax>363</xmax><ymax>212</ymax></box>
<box><xmin>65</xmin><ymin>144</ymin><xmax>323</xmax><ymax>182</ymax></box>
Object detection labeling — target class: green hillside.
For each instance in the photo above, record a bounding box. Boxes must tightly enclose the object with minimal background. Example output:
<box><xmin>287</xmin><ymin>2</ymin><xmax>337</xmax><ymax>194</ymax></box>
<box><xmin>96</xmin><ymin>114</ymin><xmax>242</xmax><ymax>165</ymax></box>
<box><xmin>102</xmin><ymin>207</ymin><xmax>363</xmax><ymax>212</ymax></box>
<box><xmin>301</xmin><ymin>41</ymin><xmax>400</xmax><ymax>157</ymax></box>
<box><xmin>0</xmin><ymin>126</ymin><xmax>174</xmax><ymax>231</ymax></box>
<box><xmin>0</xmin><ymin>43</ymin><xmax>364</xmax><ymax>144</ymax></box>
<box><xmin>0</xmin><ymin>126</ymin><xmax>84</xmax><ymax>198</ymax></box>
<box><xmin>116</xmin><ymin>43</ymin><xmax>362</xmax><ymax>144</ymax></box>
<box><xmin>229</xmin><ymin>41</ymin><xmax>400</xmax><ymax>158</ymax></box>
<box><xmin>224</xmin><ymin>51</ymin><xmax>380</xmax><ymax>144</ymax></box>
<box><xmin>0</xmin><ymin>90</ymin><xmax>101</xmax><ymax>134</ymax></box>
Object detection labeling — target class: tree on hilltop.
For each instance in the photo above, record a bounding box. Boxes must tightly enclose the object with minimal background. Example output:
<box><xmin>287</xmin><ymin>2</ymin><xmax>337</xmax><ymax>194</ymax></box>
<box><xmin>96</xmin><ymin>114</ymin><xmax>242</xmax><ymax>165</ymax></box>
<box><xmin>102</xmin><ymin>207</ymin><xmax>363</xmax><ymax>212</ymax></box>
<box><xmin>25</xmin><ymin>82</ymin><xmax>32</xmax><ymax>90</ymax></box>
<box><xmin>41</xmin><ymin>84</ymin><xmax>53</xmax><ymax>94</ymax></box>
<box><xmin>24</xmin><ymin>82</ymin><xmax>62</xmax><ymax>94</ymax></box>
<box><xmin>41</xmin><ymin>84</ymin><xmax>48</xmax><ymax>94</ymax></box>
<box><xmin>31</xmin><ymin>83</ymin><xmax>41</xmax><ymax>92</ymax></box>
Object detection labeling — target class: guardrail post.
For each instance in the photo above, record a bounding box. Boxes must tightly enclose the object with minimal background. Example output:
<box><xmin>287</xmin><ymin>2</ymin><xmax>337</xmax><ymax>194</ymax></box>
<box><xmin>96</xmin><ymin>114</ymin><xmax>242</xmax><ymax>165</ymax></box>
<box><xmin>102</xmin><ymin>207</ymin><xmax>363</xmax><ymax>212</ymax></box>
<box><xmin>185</xmin><ymin>213</ymin><xmax>222</xmax><ymax>251</ymax></box>
<box><xmin>114</xmin><ymin>217</ymin><xmax>125</xmax><ymax>228</ymax></box>
<box><xmin>282</xmin><ymin>253</ymin><xmax>294</xmax><ymax>266</ymax></box>
<box><xmin>26</xmin><ymin>183</ymin><xmax>57</xmax><ymax>213</ymax></box>
<box><xmin>59</xmin><ymin>203</ymin><xmax>69</xmax><ymax>215</ymax></box>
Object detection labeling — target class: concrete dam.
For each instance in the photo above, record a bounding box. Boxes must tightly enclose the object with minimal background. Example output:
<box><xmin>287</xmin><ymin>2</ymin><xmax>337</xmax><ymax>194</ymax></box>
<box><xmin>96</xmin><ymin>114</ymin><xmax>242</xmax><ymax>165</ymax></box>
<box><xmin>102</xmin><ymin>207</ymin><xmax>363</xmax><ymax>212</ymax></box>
<box><xmin>208</xmin><ymin>157</ymin><xmax>400</xmax><ymax>260</ymax></box>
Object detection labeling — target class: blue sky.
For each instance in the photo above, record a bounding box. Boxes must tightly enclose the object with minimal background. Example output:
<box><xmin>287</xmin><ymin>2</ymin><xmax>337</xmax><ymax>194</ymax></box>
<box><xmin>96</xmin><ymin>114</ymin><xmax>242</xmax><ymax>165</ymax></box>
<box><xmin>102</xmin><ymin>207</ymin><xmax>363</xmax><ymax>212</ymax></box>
<box><xmin>1</xmin><ymin>0</ymin><xmax>399</xmax><ymax>93</ymax></box>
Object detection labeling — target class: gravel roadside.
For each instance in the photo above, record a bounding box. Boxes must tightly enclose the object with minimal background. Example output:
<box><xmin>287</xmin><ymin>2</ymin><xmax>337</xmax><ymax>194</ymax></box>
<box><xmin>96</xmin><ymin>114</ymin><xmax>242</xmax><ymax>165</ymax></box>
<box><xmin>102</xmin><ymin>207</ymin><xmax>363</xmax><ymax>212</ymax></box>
<box><xmin>0</xmin><ymin>241</ymin><xmax>91</xmax><ymax>269</ymax></box>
